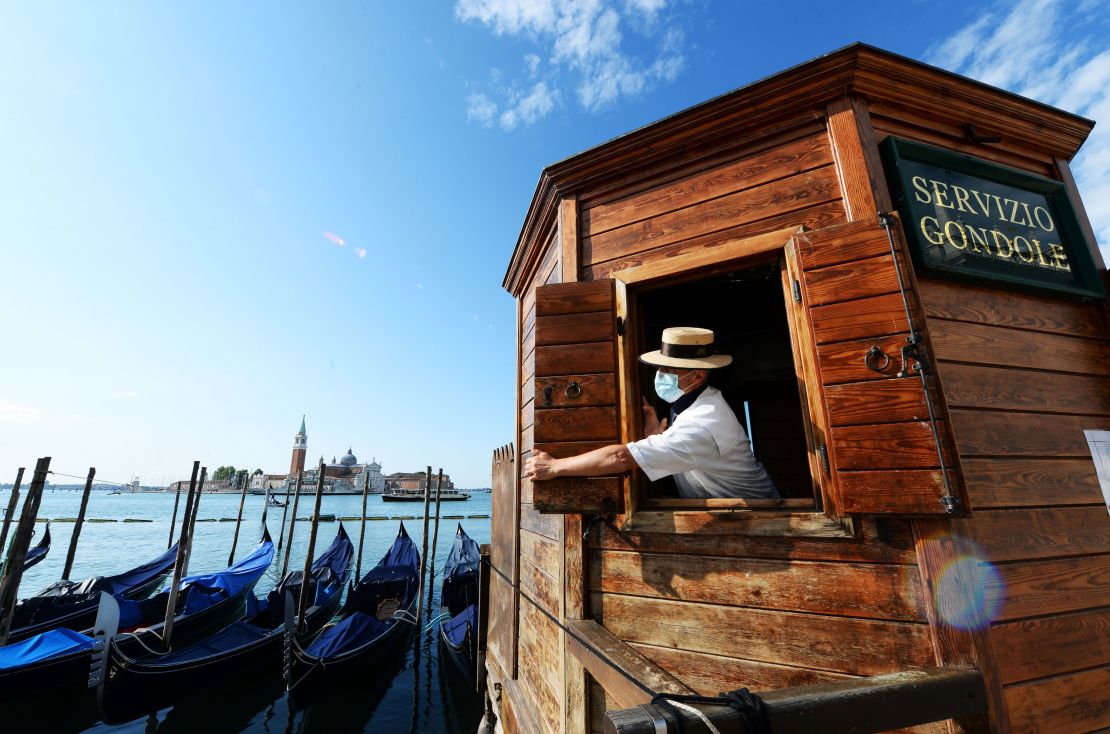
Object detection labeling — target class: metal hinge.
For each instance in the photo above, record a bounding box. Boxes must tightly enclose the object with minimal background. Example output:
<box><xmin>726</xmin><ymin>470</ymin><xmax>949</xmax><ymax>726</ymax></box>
<box><xmin>616</xmin><ymin>316</ymin><xmax>625</xmax><ymax>336</ymax></box>
<box><xmin>792</xmin><ymin>280</ymin><xmax>802</xmax><ymax>304</ymax></box>
<box><xmin>816</xmin><ymin>443</ymin><xmax>830</xmax><ymax>475</ymax></box>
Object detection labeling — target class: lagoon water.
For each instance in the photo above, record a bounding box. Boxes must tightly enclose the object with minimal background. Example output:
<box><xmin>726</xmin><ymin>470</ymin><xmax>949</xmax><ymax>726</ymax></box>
<box><xmin>1</xmin><ymin>487</ymin><xmax>489</xmax><ymax>734</ymax></box>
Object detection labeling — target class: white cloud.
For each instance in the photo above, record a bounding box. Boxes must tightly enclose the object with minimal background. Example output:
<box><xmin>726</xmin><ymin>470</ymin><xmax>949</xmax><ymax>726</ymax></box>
<box><xmin>456</xmin><ymin>0</ymin><xmax>686</xmax><ymax>126</ymax></box>
<box><xmin>501</xmin><ymin>82</ymin><xmax>557</xmax><ymax>130</ymax></box>
<box><xmin>927</xmin><ymin>0</ymin><xmax>1110</xmax><ymax>258</ymax></box>
<box><xmin>466</xmin><ymin>92</ymin><xmax>498</xmax><ymax>127</ymax></box>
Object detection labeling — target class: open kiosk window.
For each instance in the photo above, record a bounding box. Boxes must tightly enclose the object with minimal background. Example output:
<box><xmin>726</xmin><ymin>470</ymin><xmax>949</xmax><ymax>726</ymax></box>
<box><xmin>625</xmin><ymin>258</ymin><xmax>821</xmax><ymax>511</ymax></box>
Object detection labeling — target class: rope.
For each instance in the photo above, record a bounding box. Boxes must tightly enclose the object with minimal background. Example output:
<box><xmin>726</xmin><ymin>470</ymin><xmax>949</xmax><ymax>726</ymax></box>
<box><xmin>114</xmin><ymin>629</ymin><xmax>171</xmax><ymax>658</ymax></box>
<box><xmin>422</xmin><ymin>611</ymin><xmax>451</xmax><ymax>633</ymax></box>
<box><xmin>651</xmin><ymin>690</ymin><xmax>771</xmax><ymax>734</ymax></box>
<box><xmin>44</xmin><ymin>470</ymin><xmax>134</xmax><ymax>488</ymax></box>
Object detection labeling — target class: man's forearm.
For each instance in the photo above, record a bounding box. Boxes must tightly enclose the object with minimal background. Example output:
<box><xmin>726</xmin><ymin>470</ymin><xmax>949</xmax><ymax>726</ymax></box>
<box><xmin>550</xmin><ymin>444</ymin><xmax>635</xmax><ymax>478</ymax></box>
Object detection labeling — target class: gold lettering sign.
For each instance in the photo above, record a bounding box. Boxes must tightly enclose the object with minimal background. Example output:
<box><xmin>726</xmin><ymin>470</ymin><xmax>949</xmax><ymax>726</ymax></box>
<box><xmin>880</xmin><ymin>137</ymin><xmax>1104</xmax><ymax>300</ymax></box>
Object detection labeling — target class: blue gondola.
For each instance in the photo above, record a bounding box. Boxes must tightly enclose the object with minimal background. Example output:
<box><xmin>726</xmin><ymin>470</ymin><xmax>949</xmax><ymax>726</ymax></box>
<box><xmin>8</xmin><ymin>542</ymin><xmax>179</xmax><ymax>644</ymax></box>
<box><xmin>19</xmin><ymin>522</ymin><xmax>51</xmax><ymax>572</ymax></box>
<box><xmin>0</xmin><ymin>530</ymin><xmax>275</xmax><ymax>716</ymax></box>
<box><xmin>97</xmin><ymin>525</ymin><xmax>353</xmax><ymax>723</ymax></box>
<box><xmin>438</xmin><ymin>524</ymin><xmax>481</xmax><ymax>681</ymax></box>
<box><xmin>289</xmin><ymin>522</ymin><xmax>419</xmax><ymax>703</ymax></box>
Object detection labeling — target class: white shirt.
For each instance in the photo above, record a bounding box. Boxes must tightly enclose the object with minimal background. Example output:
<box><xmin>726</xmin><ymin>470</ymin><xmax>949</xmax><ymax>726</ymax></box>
<box><xmin>626</xmin><ymin>386</ymin><xmax>779</xmax><ymax>499</ymax></box>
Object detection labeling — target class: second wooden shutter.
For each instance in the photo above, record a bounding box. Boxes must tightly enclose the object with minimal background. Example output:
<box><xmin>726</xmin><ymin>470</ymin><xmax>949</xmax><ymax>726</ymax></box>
<box><xmin>790</xmin><ymin>219</ymin><xmax>959</xmax><ymax>514</ymax></box>
<box><xmin>532</xmin><ymin>280</ymin><xmax>624</xmax><ymax>514</ymax></box>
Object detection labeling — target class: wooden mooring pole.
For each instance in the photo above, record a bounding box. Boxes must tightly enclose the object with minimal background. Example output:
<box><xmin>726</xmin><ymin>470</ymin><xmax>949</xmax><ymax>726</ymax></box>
<box><xmin>0</xmin><ymin>467</ymin><xmax>25</xmax><ymax>555</ymax></box>
<box><xmin>425</xmin><ymin>468</ymin><xmax>444</xmax><ymax>615</ymax></box>
<box><xmin>167</xmin><ymin>477</ymin><xmax>183</xmax><ymax>549</ymax></box>
<box><xmin>355</xmin><ymin>472</ymin><xmax>370</xmax><ymax>581</ymax></box>
<box><xmin>414</xmin><ymin>466</ymin><xmax>433</xmax><ymax>635</ymax></box>
<box><xmin>296</xmin><ymin>460</ymin><xmax>326</xmax><ymax>631</ymax></box>
<box><xmin>0</xmin><ymin>457</ymin><xmax>50</xmax><ymax>646</ymax></box>
<box><xmin>276</xmin><ymin>481</ymin><xmax>291</xmax><ymax>551</ymax></box>
<box><xmin>228</xmin><ymin>472</ymin><xmax>250</xmax><ymax>565</ymax></box>
<box><xmin>161</xmin><ymin>461</ymin><xmax>200</xmax><ymax>652</ymax></box>
<box><xmin>180</xmin><ymin>467</ymin><xmax>206</xmax><ymax>578</ymax></box>
<box><xmin>61</xmin><ymin>467</ymin><xmax>95</xmax><ymax>580</ymax></box>
<box><xmin>280</xmin><ymin>472</ymin><xmax>302</xmax><ymax>576</ymax></box>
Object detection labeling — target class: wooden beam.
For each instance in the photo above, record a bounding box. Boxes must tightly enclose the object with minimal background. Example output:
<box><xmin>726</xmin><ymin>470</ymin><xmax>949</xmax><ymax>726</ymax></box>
<box><xmin>1053</xmin><ymin>156</ymin><xmax>1106</xmax><ymax>270</ymax></box>
<box><xmin>605</xmin><ymin>667</ymin><xmax>986</xmax><ymax>734</ymax></box>
<box><xmin>61</xmin><ymin>467</ymin><xmax>95</xmax><ymax>579</ymax></box>
<box><xmin>565</xmin><ymin>619</ymin><xmax>693</xmax><ymax>709</ymax></box>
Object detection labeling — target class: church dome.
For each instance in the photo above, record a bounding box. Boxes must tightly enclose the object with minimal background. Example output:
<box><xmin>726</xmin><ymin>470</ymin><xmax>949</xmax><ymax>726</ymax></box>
<box><xmin>340</xmin><ymin>447</ymin><xmax>358</xmax><ymax>467</ymax></box>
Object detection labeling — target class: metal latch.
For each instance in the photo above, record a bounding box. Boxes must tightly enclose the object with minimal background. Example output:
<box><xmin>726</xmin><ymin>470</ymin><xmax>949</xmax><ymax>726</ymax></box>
<box><xmin>816</xmin><ymin>443</ymin><xmax>830</xmax><ymax>475</ymax></box>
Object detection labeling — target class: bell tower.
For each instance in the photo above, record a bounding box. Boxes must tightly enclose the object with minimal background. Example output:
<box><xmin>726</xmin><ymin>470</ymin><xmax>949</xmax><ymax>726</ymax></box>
<box><xmin>290</xmin><ymin>415</ymin><xmax>307</xmax><ymax>476</ymax></box>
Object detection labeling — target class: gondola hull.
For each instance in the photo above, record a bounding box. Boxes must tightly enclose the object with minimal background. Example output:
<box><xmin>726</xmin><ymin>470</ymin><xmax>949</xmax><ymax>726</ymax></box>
<box><xmin>288</xmin><ymin>596</ymin><xmax>416</xmax><ymax>707</ymax></box>
<box><xmin>98</xmin><ymin>590</ymin><xmax>342</xmax><ymax>723</ymax></box>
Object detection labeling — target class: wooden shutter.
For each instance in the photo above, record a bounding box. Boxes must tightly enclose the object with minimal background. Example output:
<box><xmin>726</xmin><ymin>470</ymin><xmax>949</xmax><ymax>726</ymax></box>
<box><xmin>532</xmin><ymin>280</ymin><xmax>624</xmax><ymax>514</ymax></box>
<box><xmin>789</xmin><ymin>220</ymin><xmax>956</xmax><ymax>514</ymax></box>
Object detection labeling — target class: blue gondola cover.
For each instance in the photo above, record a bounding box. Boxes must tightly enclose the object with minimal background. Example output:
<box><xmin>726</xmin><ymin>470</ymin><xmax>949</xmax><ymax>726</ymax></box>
<box><xmin>443</xmin><ymin>604</ymin><xmax>476</xmax><ymax>647</ymax></box>
<box><xmin>304</xmin><ymin>611</ymin><xmax>389</xmax><ymax>658</ymax></box>
<box><xmin>0</xmin><ymin>628</ymin><xmax>96</xmax><ymax>669</ymax></box>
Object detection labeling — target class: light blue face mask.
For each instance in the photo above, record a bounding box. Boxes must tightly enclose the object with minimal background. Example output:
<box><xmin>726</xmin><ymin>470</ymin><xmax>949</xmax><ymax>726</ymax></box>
<box><xmin>654</xmin><ymin>370</ymin><xmax>685</xmax><ymax>403</ymax></box>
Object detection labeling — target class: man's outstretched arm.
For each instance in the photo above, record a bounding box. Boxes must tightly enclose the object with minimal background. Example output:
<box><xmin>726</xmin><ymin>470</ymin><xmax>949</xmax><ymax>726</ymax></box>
<box><xmin>524</xmin><ymin>445</ymin><xmax>636</xmax><ymax>481</ymax></box>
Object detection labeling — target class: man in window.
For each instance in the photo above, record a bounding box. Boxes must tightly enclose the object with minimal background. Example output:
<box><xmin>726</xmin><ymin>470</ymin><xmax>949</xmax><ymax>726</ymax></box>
<box><xmin>524</xmin><ymin>327</ymin><xmax>779</xmax><ymax>499</ymax></box>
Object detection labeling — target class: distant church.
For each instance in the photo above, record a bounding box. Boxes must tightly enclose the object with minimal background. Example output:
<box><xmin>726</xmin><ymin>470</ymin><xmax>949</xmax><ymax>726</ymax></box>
<box><xmin>252</xmin><ymin>416</ymin><xmax>386</xmax><ymax>494</ymax></box>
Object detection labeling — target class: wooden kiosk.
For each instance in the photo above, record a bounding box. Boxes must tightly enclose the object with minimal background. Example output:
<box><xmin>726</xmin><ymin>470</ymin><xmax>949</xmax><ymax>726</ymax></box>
<box><xmin>483</xmin><ymin>44</ymin><xmax>1110</xmax><ymax>734</ymax></box>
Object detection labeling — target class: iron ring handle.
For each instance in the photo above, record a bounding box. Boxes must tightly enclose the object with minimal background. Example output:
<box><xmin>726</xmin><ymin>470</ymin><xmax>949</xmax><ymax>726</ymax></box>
<box><xmin>565</xmin><ymin>382</ymin><xmax>582</xmax><ymax>399</ymax></box>
<box><xmin>864</xmin><ymin>345</ymin><xmax>890</xmax><ymax>373</ymax></box>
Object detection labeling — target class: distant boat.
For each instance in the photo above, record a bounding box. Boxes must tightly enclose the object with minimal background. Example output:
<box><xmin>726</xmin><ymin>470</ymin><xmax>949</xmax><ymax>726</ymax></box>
<box><xmin>381</xmin><ymin>488</ymin><xmax>470</xmax><ymax>502</ymax></box>
<box><xmin>267</xmin><ymin>495</ymin><xmax>287</xmax><ymax>508</ymax></box>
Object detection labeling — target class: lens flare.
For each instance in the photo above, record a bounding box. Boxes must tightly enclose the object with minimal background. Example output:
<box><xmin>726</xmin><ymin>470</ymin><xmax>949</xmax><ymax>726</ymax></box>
<box><xmin>323</xmin><ymin>231</ymin><xmax>345</xmax><ymax>246</ymax></box>
<box><xmin>356</xmin><ymin>247</ymin><xmax>367</xmax><ymax>258</ymax></box>
<box><xmin>924</xmin><ymin>535</ymin><xmax>1005</xmax><ymax>632</ymax></box>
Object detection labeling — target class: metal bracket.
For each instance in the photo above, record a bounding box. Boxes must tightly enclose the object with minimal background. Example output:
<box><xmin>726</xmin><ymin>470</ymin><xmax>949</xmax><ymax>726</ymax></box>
<box><xmin>898</xmin><ymin>332</ymin><xmax>929</xmax><ymax>378</ymax></box>
<box><xmin>941</xmin><ymin>495</ymin><xmax>963</xmax><ymax>514</ymax></box>
<box><xmin>792</xmin><ymin>279</ymin><xmax>802</xmax><ymax>304</ymax></box>
<box><xmin>616</xmin><ymin>316</ymin><xmax>625</xmax><ymax>336</ymax></box>
<box><xmin>542</xmin><ymin>385</ymin><xmax>554</xmax><ymax>407</ymax></box>
<box><xmin>817</xmin><ymin>444</ymin><xmax>831</xmax><ymax>475</ymax></box>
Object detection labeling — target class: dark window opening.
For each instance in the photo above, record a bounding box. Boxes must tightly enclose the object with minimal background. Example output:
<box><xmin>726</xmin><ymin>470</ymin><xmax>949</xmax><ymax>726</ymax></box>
<box><xmin>634</xmin><ymin>261</ymin><xmax>816</xmax><ymax>502</ymax></box>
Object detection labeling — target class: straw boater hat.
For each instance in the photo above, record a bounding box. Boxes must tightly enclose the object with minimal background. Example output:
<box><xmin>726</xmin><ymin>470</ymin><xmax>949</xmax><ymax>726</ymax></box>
<box><xmin>639</xmin><ymin>327</ymin><xmax>733</xmax><ymax>370</ymax></box>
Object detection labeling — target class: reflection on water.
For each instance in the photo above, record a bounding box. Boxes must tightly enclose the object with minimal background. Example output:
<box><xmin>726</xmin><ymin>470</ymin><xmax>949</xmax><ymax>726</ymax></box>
<box><xmin>2</xmin><ymin>489</ymin><xmax>488</xmax><ymax>734</ymax></box>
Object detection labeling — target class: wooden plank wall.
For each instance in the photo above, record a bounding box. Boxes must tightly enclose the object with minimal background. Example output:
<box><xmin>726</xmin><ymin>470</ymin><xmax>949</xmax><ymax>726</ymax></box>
<box><xmin>919</xmin><ymin>279</ymin><xmax>1110</xmax><ymax>734</ymax></box>
<box><xmin>574</xmin><ymin>122</ymin><xmax>944</xmax><ymax>732</ymax></box>
<box><xmin>578</xmin><ymin>122</ymin><xmax>847</xmax><ymax>278</ymax></box>
<box><xmin>869</xmin><ymin>114</ymin><xmax>1110</xmax><ymax>733</ymax></box>
<box><xmin>514</xmin><ymin>229</ymin><xmax>567</xmax><ymax>732</ymax></box>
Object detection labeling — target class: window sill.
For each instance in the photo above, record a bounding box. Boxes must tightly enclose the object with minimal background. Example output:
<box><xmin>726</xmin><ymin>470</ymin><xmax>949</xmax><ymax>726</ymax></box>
<box><xmin>620</xmin><ymin>507</ymin><xmax>854</xmax><ymax>538</ymax></box>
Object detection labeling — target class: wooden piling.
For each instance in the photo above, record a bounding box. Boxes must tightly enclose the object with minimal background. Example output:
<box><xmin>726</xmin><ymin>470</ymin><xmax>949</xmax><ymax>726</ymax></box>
<box><xmin>0</xmin><ymin>457</ymin><xmax>50</xmax><ymax>646</ymax></box>
<box><xmin>276</xmin><ymin>479</ymin><xmax>292</xmax><ymax>551</ymax></box>
<box><xmin>0</xmin><ymin>467</ymin><xmax>24</xmax><ymax>555</ymax></box>
<box><xmin>161</xmin><ymin>461</ymin><xmax>200</xmax><ymax>653</ymax></box>
<box><xmin>296</xmin><ymin>460</ymin><xmax>326</xmax><ymax>630</ymax></box>
<box><xmin>61</xmin><ymin>466</ymin><xmax>95</xmax><ymax>580</ymax></box>
<box><xmin>228</xmin><ymin>472</ymin><xmax>249</xmax><ymax>565</ymax></box>
<box><xmin>180</xmin><ymin>467</ymin><xmax>206</xmax><ymax>578</ymax></box>
<box><xmin>280</xmin><ymin>472</ymin><xmax>302</xmax><ymax>576</ymax></box>
<box><xmin>415</xmin><ymin>466</ymin><xmax>433</xmax><ymax>634</ymax></box>
<box><xmin>167</xmin><ymin>476</ymin><xmax>183</xmax><ymax>549</ymax></box>
<box><xmin>355</xmin><ymin>471</ymin><xmax>370</xmax><ymax>581</ymax></box>
<box><xmin>425</xmin><ymin>468</ymin><xmax>444</xmax><ymax>614</ymax></box>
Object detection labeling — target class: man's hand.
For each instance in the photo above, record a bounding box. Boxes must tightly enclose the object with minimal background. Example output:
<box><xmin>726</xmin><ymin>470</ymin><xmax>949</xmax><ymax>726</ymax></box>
<box><xmin>525</xmin><ymin>450</ymin><xmax>559</xmax><ymax>481</ymax></box>
<box><xmin>642</xmin><ymin>397</ymin><xmax>668</xmax><ymax>437</ymax></box>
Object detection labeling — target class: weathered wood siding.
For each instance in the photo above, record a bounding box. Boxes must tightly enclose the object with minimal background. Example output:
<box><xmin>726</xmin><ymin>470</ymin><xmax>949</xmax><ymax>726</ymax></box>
<box><xmin>920</xmin><ymin>278</ymin><xmax>1110</xmax><ymax>734</ymax></box>
<box><xmin>513</xmin><ymin>228</ymin><xmax>567</xmax><ymax>732</ymax></box>
<box><xmin>579</xmin><ymin>125</ymin><xmax>847</xmax><ymax>278</ymax></box>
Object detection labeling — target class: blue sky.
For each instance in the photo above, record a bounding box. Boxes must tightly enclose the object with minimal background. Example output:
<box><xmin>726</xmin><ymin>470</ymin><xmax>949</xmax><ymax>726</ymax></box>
<box><xmin>2</xmin><ymin>0</ymin><xmax>1108</xmax><ymax>487</ymax></box>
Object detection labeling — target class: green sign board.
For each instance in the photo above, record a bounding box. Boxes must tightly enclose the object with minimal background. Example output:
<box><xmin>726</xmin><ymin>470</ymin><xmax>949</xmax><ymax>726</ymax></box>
<box><xmin>880</xmin><ymin>137</ymin><xmax>1104</xmax><ymax>300</ymax></box>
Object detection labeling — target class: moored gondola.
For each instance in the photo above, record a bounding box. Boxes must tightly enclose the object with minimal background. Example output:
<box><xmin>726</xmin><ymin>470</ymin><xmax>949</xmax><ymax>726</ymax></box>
<box><xmin>7</xmin><ymin>542</ymin><xmax>179</xmax><ymax>644</ymax></box>
<box><xmin>438</xmin><ymin>524</ymin><xmax>480</xmax><ymax>681</ymax></box>
<box><xmin>20</xmin><ymin>522</ymin><xmax>50</xmax><ymax>571</ymax></box>
<box><xmin>288</xmin><ymin>522</ymin><xmax>419</xmax><ymax>704</ymax></box>
<box><xmin>97</xmin><ymin>525</ymin><xmax>352</xmax><ymax>723</ymax></box>
<box><xmin>0</xmin><ymin>531</ymin><xmax>275</xmax><ymax>713</ymax></box>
